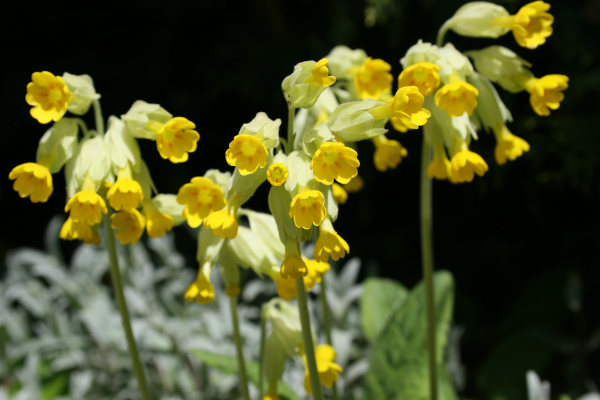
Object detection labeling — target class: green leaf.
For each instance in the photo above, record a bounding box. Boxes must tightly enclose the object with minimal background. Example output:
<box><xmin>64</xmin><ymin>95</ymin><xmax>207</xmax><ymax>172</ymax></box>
<box><xmin>41</xmin><ymin>371</ymin><xmax>69</xmax><ymax>400</ymax></box>
<box><xmin>360</xmin><ymin>277</ymin><xmax>409</xmax><ymax>342</ymax></box>
<box><xmin>364</xmin><ymin>271</ymin><xmax>457</xmax><ymax>400</ymax></box>
<box><xmin>191</xmin><ymin>349</ymin><xmax>299</xmax><ymax>400</ymax></box>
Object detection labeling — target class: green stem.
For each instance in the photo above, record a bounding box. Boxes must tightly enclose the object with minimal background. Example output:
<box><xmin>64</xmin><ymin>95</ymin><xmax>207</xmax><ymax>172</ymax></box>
<box><xmin>93</xmin><ymin>99</ymin><xmax>104</xmax><ymax>136</ymax></box>
<box><xmin>320</xmin><ymin>276</ymin><xmax>339</xmax><ymax>400</ymax></box>
<box><xmin>230</xmin><ymin>296</ymin><xmax>251</xmax><ymax>400</ymax></box>
<box><xmin>420</xmin><ymin>140</ymin><xmax>438</xmax><ymax>400</ymax></box>
<box><xmin>102</xmin><ymin>215</ymin><xmax>151</xmax><ymax>400</ymax></box>
<box><xmin>258</xmin><ymin>305</ymin><xmax>267</xmax><ymax>400</ymax></box>
<box><xmin>296</xmin><ymin>277</ymin><xmax>324</xmax><ymax>400</ymax></box>
<box><xmin>437</xmin><ymin>21</ymin><xmax>450</xmax><ymax>47</ymax></box>
<box><xmin>287</xmin><ymin>108</ymin><xmax>295</xmax><ymax>154</ymax></box>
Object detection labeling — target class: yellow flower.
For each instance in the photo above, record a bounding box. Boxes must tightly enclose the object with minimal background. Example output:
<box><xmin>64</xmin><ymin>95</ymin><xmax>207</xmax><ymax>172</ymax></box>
<box><xmin>225</xmin><ymin>285</ymin><xmax>241</xmax><ymax>298</ymax></box>
<box><xmin>528</xmin><ymin>75</ymin><xmax>569</xmax><ymax>116</ymax></box>
<box><xmin>110</xmin><ymin>209</ymin><xmax>146</xmax><ymax>245</ymax></box>
<box><xmin>427</xmin><ymin>144</ymin><xmax>452</xmax><ymax>180</ymax></box>
<box><xmin>370</xmin><ymin>86</ymin><xmax>431</xmax><ymax>132</ymax></box>
<box><xmin>107</xmin><ymin>178</ymin><xmax>143</xmax><ymax>211</ymax></box>
<box><xmin>281</xmin><ymin>254</ymin><xmax>308</xmax><ymax>279</ymax></box>
<box><xmin>59</xmin><ymin>217</ymin><xmax>101</xmax><ymax>245</ymax></box>
<box><xmin>289</xmin><ymin>190</ymin><xmax>327</xmax><ymax>230</ymax></box>
<box><xmin>276</xmin><ymin>276</ymin><xmax>297</xmax><ymax>301</ymax></box>
<box><xmin>225</xmin><ymin>134</ymin><xmax>268</xmax><ymax>175</ymax></box>
<box><xmin>204</xmin><ymin>199</ymin><xmax>240</xmax><ymax>239</ymax></box>
<box><xmin>343</xmin><ymin>175</ymin><xmax>364</xmax><ymax>193</ymax></box>
<box><xmin>331</xmin><ymin>183</ymin><xmax>348</xmax><ymax>205</ymax></box>
<box><xmin>314</xmin><ymin>219</ymin><xmax>349</xmax><ymax>263</ymax></box>
<box><xmin>177</xmin><ymin>177</ymin><xmax>226</xmax><ymax>228</ymax></box>
<box><xmin>9</xmin><ymin>162</ymin><xmax>53</xmax><ymax>203</ymax></box>
<box><xmin>303</xmin><ymin>344</ymin><xmax>343</xmax><ymax>395</ymax></box>
<box><xmin>493</xmin><ymin>125</ymin><xmax>530</xmax><ymax>165</ymax></box>
<box><xmin>492</xmin><ymin>1</ymin><xmax>553</xmax><ymax>49</ymax></box>
<box><xmin>303</xmin><ymin>257</ymin><xmax>330</xmax><ymax>288</ymax></box>
<box><xmin>353</xmin><ymin>57</ymin><xmax>393</xmax><ymax>100</ymax></box>
<box><xmin>184</xmin><ymin>275</ymin><xmax>215</xmax><ymax>304</ymax></box>
<box><xmin>311</xmin><ymin>142</ymin><xmax>360</xmax><ymax>185</ymax></box>
<box><xmin>304</xmin><ymin>58</ymin><xmax>336</xmax><ymax>88</ymax></box>
<box><xmin>398</xmin><ymin>62</ymin><xmax>441</xmax><ymax>96</ymax></box>
<box><xmin>142</xmin><ymin>199</ymin><xmax>174</xmax><ymax>238</ymax></box>
<box><xmin>25</xmin><ymin>71</ymin><xmax>72</xmax><ymax>124</ymax></box>
<box><xmin>449</xmin><ymin>148</ymin><xmax>489</xmax><ymax>183</ymax></box>
<box><xmin>267</xmin><ymin>163</ymin><xmax>288</xmax><ymax>186</ymax></box>
<box><xmin>434</xmin><ymin>80</ymin><xmax>479</xmax><ymax>117</ymax></box>
<box><xmin>65</xmin><ymin>190</ymin><xmax>108</xmax><ymax>225</ymax></box>
<box><xmin>154</xmin><ymin>117</ymin><xmax>199</xmax><ymax>163</ymax></box>
<box><xmin>373</xmin><ymin>136</ymin><xmax>407</xmax><ymax>172</ymax></box>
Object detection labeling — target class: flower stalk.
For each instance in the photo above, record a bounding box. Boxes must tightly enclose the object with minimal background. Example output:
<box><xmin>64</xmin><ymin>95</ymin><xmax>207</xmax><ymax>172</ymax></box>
<box><xmin>230</xmin><ymin>296</ymin><xmax>251</xmax><ymax>400</ymax></box>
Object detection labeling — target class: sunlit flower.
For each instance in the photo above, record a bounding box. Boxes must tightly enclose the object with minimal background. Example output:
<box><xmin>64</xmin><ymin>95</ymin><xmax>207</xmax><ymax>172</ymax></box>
<box><xmin>493</xmin><ymin>125</ymin><xmax>530</xmax><ymax>165</ymax></box>
<box><xmin>59</xmin><ymin>217</ymin><xmax>101</xmax><ymax>245</ymax></box>
<box><xmin>281</xmin><ymin>254</ymin><xmax>308</xmax><ymax>280</ymax></box>
<box><xmin>184</xmin><ymin>274</ymin><xmax>215</xmax><ymax>304</ymax></box>
<box><xmin>314</xmin><ymin>218</ymin><xmax>349</xmax><ymax>263</ymax></box>
<box><xmin>370</xmin><ymin>86</ymin><xmax>431</xmax><ymax>132</ymax></box>
<box><xmin>311</xmin><ymin>142</ymin><xmax>360</xmax><ymax>185</ymax></box>
<box><xmin>267</xmin><ymin>162</ymin><xmax>288</xmax><ymax>186</ymax></box>
<box><xmin>492</xmin><ymin>1</ymin><xmax>553</xmax><ymax>49</ymax></box>
<box><xmin>343</xmin><ymin>175</ymin><xmax>364</xmax><ymax>193</ymax></box>
<box><xmin>434</xmin><ymin>80</ymin><xmax>479</xmax><ymax>117</ymax></box>
<box><xmin>303</xmin><ymin>344</ymin><xmax>343</xmax><ymax>395</ymax></box>
<box><xmin>331</xmin><ymin>183</ymin><xmax>348</xmax><ymax>205</ymax></box>
<box><xmin>204</xmin><ymin>199</ymin><xmax>240</xmax><ymax>239</ymax></box>
<box><xmin>65</xmin><ymin>190</ymin><xmax>108</xmax><ymax>225</ymax></box>
<box><xmin>449</xmin><ymin>148</ymin><xmax>489</xmax><ymax>183</ymax></box>
<box><xmin>527</xmin><ymin>75</ymin><xmax>569</xmax><ymax>116</ymax></box>
<box><xmin>303</xmin><ymin>258</ymin><xmax>330</xmax><ymax>288</ymax></box>
<box><xmin>9</xmin><ymin>162</ymin><xmax>53</xmax><ymax>203</ymax></box>
<box><xmin>289</xmin><ymin>190</ymin><xmax>327</xmax><ymax>230</ymax></box>
<box><xmin>225</xmin><ymin>134</ymin><xmax>268</xmax><ymax>175</ymax></box>
<box><xmin>107</xmin><ymin>178</ymin><xmax>143</xmax><ymax>211</ymax></box>
<box><xmin>110</xmin><ymin>209</ymin><xmax>146</xmax><ymax>245</ymax></box>
<box><xmin>154</xmin><ymin>117</ymin><xmax>199</xmax><ymax>163</ymax></box>
<box><xmin>427</xmin><ymin>144</ymin><xmax>452</xmax><ymax>180</ymax></box>
<box><xmin>276</xmin><ymin>276</ymin><xmax>297</xmax><ymax>301</ymax></box>
<box><xmin>353</xmin><ymin>57</ymin><xmax>393</xmax><ymax>100</ymax></box>
<box><xmin>177</xmin><ymin>176</ymin><xmax>226</xmax><ymax>228</ymax></box>
<box><xmin>398</xmin><ymin>62</ymin><xmax>441</xmax><ymax>96</ymax></box>
<box><xmin>142</xmin><ymin>199</ymin><xmax>174</xmax><ymax>238</ymax></box>
<box><xmin>25</xmin><ymin>71</ymin><xmax>72</xmax><ymax>124</ymax></box>
<box><xmin>304</xmin><ymin>58</ymin><xmax>336</xmax><ymax>88</ymax></box>
<box><xmin>373</xmin><ymin>136</ymin><xmax>407</xmax><ymax>172</ymax></box>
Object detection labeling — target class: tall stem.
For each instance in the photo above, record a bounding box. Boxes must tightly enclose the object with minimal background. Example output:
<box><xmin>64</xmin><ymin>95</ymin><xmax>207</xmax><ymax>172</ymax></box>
<box><xmin>102</xmin><ymin>215</ymin><xmax>151</xmax><ymax>400</ymax></box>
<box><xmin>320</xmin><ymin>277</ymin><xmax>338</xmax><ymax>400</ymax></box>
<box><xmin>287</xmin><ymin>108</ymin><xmax>295</xmax><ymax>154</ymax></box>
<box><xmin>258</xmin><ymin>306</ymin><xmax>267</xmax><ymax>399</ymax></box>
<box><xmin>230</xmin><ymin>296</ymin><xmax>251</xmax><ymax>400</ymax></box>
<box><xmin>420</xmin><ymin>140</ymin><xmax>438</xmax><ymax>400</ymax></box>
<box><xmin>93</xmin><ymin>99</ymin><xmax>105</xmax><ymax>136</ymax></box>
<box><xmin>296</xmin><ymin>277</ymin><xmax>324</xmax><ymax>400</ymax></box>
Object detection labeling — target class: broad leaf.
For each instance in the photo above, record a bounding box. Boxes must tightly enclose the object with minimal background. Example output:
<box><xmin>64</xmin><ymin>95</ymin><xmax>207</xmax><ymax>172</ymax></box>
<box><xmin>360</xmin><ymin>277</ymin><xmax>409</xmax><ymax>342</ymax></box>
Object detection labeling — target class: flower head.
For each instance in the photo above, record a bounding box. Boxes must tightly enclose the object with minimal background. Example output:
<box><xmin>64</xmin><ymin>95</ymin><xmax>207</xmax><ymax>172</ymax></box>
<box><xmin>204</xmin><ymin>201</ymin><xmax>240</xmax><ymax>239</ymax></box>
<box><xmin>177</xmin><ymin>177</ymin><xmax>226</xmax><ymax>228</ymax></box>
<box><xmin>449</xmin><ymin>148</ymin><xmax>489</xmax><ymax>183</ymax></box>
<box><xmin>311</xmin><ymin>142</ymin><xmax>360</xmax><ymax>185</ymax></box>
<box><xmin>528</xmin><ymin>75</ymin><xmax>569</xmax><ymax>116</ymax></box>
<box><xmin>65</xmin><ymin>190</ymin><xmax>108</xmax><ymax>225</ymax></box>
<box><xmin>110</xmin><ymin>209</ymin><xmax>146</xmax><ymax>245</ymax></box>
<box><xmin>373</xmin><ymin>136</ymin><xmax>407</xmax><ymax>172</ymax></box>
<box><xmin>142</xmin><ymin>199</ymin><xmax>174</xmax><ymax>238</ymax></box>
<box><xmin>267</xmin><ymin>163</ymin><xmax>288</xmax><ymax>186</ymax></box>
<box><xmin>107</xmin><ymin>178</ymin><xmax>143</xmax><ymax>211</ymax></box>
<box><xmin>289</xmin><ymin>190</ymin><xmax>327</xmax><ymax>230</ymax></box>
<box><xmin>225</xmin><ymin>134</ymin><xmax>268</xmax><ymax>175</ymax></box>
<box><xmin>59</xmin><ymin>217</ymin><xmax>101</xmax><ymax>245</ymax></box>
<box><xmin>492</xmin><ymin>1</ymin><xmax>553</xmax><ymax>49</ymax></box>
<box><xmin>276</xmin><ymin>276</ymin><xmax>297</xmax><ymax>301</ymax></box>
<box><xmin>281</xmin><ymin>255</ymin><xmax>308</xmax><ymax>280</ymax></box>
<box><xmin>353</xmin><ymin>57</ymin><xmax>393</xmax><ymax>100</ymax></box>
<box><xmin>434</xmin><ymin>80</ymin><xmax>479</xmax><ymax>117</ymax></box>
<box><xmin>155</xmin><ymin>117</ymin><xmax>199</xmax><ymax>163</ymax></box>
<box><xmin>314</xmin><ymin>218</ymin><xmax>349</xmax><ymax>263</ymax></box>
<box><xmin>428</xmin><ymin>144</ymin><xmax>452</xmax><ymax>180</ymax></box>
<box><xmin>25</xmin><ymin>71</ymin><xmax>72</xmax><ymax>124</ymax></box>
<box><xmin>304</xmin><ymin>345</ymin><xmax>343</xmax><ymax>395</ymax></box>
<box><xmin>371</xmin><ymin>86</ymin><xmax>431</xmax><ymax>132</ymax></box>
<box><xmin>398</xmin><ymin>62</ymin><xmax>441</xmax><ymax>96</ymax></box>
<box><xmin>184</xmin><ymin>275</ymin><xmax>215</xmax><ymax>304</ymax></box>
<box><xmin>494</xmin><ymin>125</ymin><xmax>530</xmax><ymax>165</ymax></box>
<box><xmin>9</xmin><ymin>162</ymin><xmax>53</xmax><ymax>203</ymax></box>
<box><xmin>304</xmin><ymin>58</ymin><xmax>336</xmax><ymax>88</ymax></box>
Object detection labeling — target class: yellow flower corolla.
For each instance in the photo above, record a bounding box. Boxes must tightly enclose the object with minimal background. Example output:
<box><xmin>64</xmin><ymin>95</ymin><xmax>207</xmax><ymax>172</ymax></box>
<box><xmin>493</xmin><ymin>125</ymin><xmax>530</xmax><ymax>165</ymax></box>
<box><xmin>184</xmin><ymin>275</ymin><xmax>215</xmax><ymax>304</ymax></box>
<box><xmin>281</xmin><ymin>255</ymin><xmax>308</xmax><ymax>280</ymax></box>
<box><xmin>427</xmin><ymin>144</ymin><xmax>452</xmax><ymax>180</ymax></box>
<box><xmin>110</xmin><ymin>209</ymin><xmax>146</xmax><ymax>245</ymax></box>
<box><xmin>311</xmin><ymin>142</ymin><xmax>360</xmax><ymax>185</ymax></box>
<box><xmin>343</xmin><ymin>175</ymin><xmax>364</xmax><ymax>193</ymax></box>
<box><xmin>225</xmin><ymin>285</ymin><xmax>241</xmax><ymax>298</ymax></box>
<box><xmin>225</xmin><ymin>134</ymin><xmax>268</xmax><ymax>175</ymax></box>
<box><xmin>142</xmin><ymin>199</ymin><xmax>174</xmax><ymax>238</ymax></box>
<box><xmin>434</xmin><ymin>80</ymin><xmax>479</xmax><ymax>117</ymax></box>
<box><xmin>527</xmin><ymin>75</ymin><xmax>569</xmax><ymax>116</ymax></box>
<box><xmin>303</xmin><ymin>257</ymin><xmax>330</xmax><ymax>288</ymax></box>
<box><xmin>154</xmin><ymin>117</ymin><xmax>199</xmax><ymax>163</ymax></box>
<box><xmin>331</xmin><ymin>183</ymin><xmax>348</xmax><ymax>205</ymax></box>
<box><xmin>373</xmin><ymin>136</ymin><xmax>407</xmax><ymax>172</ymax></box>
<box><xmin>314</xmin><ymin>219</ymin><xmax>349</xmax><ymax>263</ymax></box>
<box><xmin>65</xmin><ymin>190</ymin><xmax>108</xmax><ymax>225</ymax></box>
<box><xmin>304</xmin><ymin>58</ymin><xmax>336</xmax><ymax>88</ymax></box>
<box><xmin>204</xmin><ymin>200</ymin><xmax>240</xmax><ymax>239</ymax></box>
<box><xmin>25</xmin><ymin>71</ymin><xmax>72</xmax><ymax>124</ymax></box>
<box><xmin>107</xmin><ymin>178</ymin><xmax>143</xmax><ymax>211</ymax></box>
<box><xmin>370</xmin><ymin>86</ymin><xmax>431</xmax><ymax>132</ymax></box>
<box><xmin>398</xmin><ymin>62</ymin><xmax>441</xmax><ymax>96</ymax></box>
<box><xmin>289</xmin><ymin>190</ymin><xmax>327</xmax><ymax>230</ymax></box>
<box><xmin>59</xmin><ymin>217</ymin><xmax>101</xmax><ymax>245</ymax></box>
<box><xmin>449</xmin><ymin>148</ymin><xmax>489</xmax><ymax>183</ymax></box>
<box><xmin>303</xmin><ymin>344</ymin><xmax>343</xmax><ymax>395</ymax></box>
<box><xmin>353</xmin><ymin>57</ymin><xmax>393</xmax><ymax>100</ymax></box>
<box><xmin>267</xmin><ymin>163</ymin><xmax>288</xmax><ymax>186</ymax></box>
<box><xmin>491</xmin><ymin>1</ymin><xmax>553</xmax><ymax>49</ymax></box>
<box><xmin>9</xmin><ymin>162</ymin><xmax>53</xmax><ymax>203</ymax></box>
<box><xmin>276</xmin><ymin>276</ymin><xmax>297</xmax><ymax>301</ymax></box>
<box><xmin>177</xmin><ymin>177</ymin><xmax>226</xmax><ymax>228</ymax></box>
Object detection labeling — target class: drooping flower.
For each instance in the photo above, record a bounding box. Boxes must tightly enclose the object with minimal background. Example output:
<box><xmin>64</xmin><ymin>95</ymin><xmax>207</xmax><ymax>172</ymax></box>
<box><xmin>314</xmin><ymin>218</ymin><xmax>349</xmax><ymax>263</ymax></box>
<box><xmin>449</xmin><ymin>147</ymin><xmax>489</xmax><ymax>183</ymax></box>
<box><xmin>204</xmin><ymin>198</ymin><xmax>241</xmax><ymax>239</ymax></box>
<box><xmin>303</xmin><ymin>58</ymin><xmax>336</xmax><ymax>88</ymax></box>
<box><xmin>372</xmin><ymin>136</ymin><xmax>407</xmax><ymax>172</ymax></box>
<box><xmin>369</xmin><ymin>86</ymin><xmax>431</xmax><ymax>132</ymax></box>
<box><xmin>311</xmin><ymin>142</ymin><xmax>360</xmax><ymax>185</ymax></box>
<box><xmin>267</xmin><ymin>162</ymin><xmax>288</xmax><ymax>186</ymax></box>
<box><xmin>353</xmin><ymin>57</ymin><xmax>393</xmax><ymax>100</ymax></box>
<box><xmin>9</xmin><ymin>162</ymin><xmax>53</xmax><ymax>203</ymax></box>
<box><xmin>281</xmin><ymin>255</ymin><xmax>308</xmax><ymax>280</ymax></box>
<box><xmin>427</xmin><ymin>144</ymin><xmax>452</xmax><ymax>180</ymax></box>
<box><xmin>65</xmin><ymin>190</ymin><xmax>108</xmax><ymax>225</ymax></box>
<box><xmin>343</xmin><ymin>174</ymin><xmax>364</xmax><ymax>193</ymax></box>
<box><xmin>526</xmin><ymin>74</ymin><xmax>569</xmax><ymax>116</ymax></box>
<box><xmin>276</xmin><ymin>276</ymin><xmax>297</xmax><ymax>301</ymax></box>
<box><xmin>110</xmin><ymin>209</ymin><xmax>146</xmax><ymax>245</ymax></box>
<box><xmin>142</xmin><ymin>199</ymin><xmax>174</xmax><ymax>238</ymax></box>
<box><xmin>25</xmin><ymin>71</ymin><xmax>72</xmax><ymax>124</ymax></box>
<box><xmin>177</xmin><ymin>176</ymin><xmax>226</xmax><ymax>228</ymax></box>
<box><xmin>107</xmin><ymin>177</ymin><xmax>144</xmax><ymax>211</ymax></box>
<box><xmin>225</xmin><ymin>134</ymin><xmax>269</xmax><ymax>175</ymax></box>
<box><xmin>153</xmin><ymin>117</ymin><xmax>199</xmax><ymax>163</ymax></box>
<box><xmin>398</xmin><ymin>62</ymin><xmax>441</xmax><ymax>96</ymax></box>
<box><xmin>491</xmin><ymin>1</ymin><xmax>554</xmax><ymax>49</ymax></box>
<box><xmin>184</xmin><ymin>273</ymin><xmax>215</xmax><ymax>304</ymax></box>
<box><xmin>434</xmin><ymin>79</ymin><xmax>479</xmax><ymax>117</ymax></box>
<box><xmin>493</xmin><ymin>125</ymin><xmax>530</xmax><ymax>165</ymax></box>
<box><xmin>303</xmin><ymin>344</ymin><xmax>343</xmax><ymax>395</ymax></box>
<box><xmin>289</xmin><ymin>190</ymin><xmax>327</xmax><ymax>230</ymax></box>
<box><xmin>331</xmin><ymin>183</ymin><xmax>348</xmax><ymax>205</ymax></box>
<box><xmin>59</xmin><ymin>217</ymin><xmax>101</xmax><ymax>245</ymax></box>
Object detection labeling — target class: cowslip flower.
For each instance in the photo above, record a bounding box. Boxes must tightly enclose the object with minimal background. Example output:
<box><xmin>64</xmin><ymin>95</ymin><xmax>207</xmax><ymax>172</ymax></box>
<box><xmin>280</xmin><ymin>237</ymin><xmax>308</xmax><ymax>279</ymax></box>
<box><xmin>225</xmin><ymin>134</ymin><xmax>269</xmax><ymax>175</ymax></box>
<box><xmin>353</xmin><ymin>57</ymin><xmax>393</xmax><ymax>100</ymax></box>
<box><xmin>493</xmin><ymin>125</ymin><xmax>530</xmax><ymax>165</ymax></box>
<box><xmin>331</xmin><ymin>183</ymin><xmax>348</xmax><ymax>205</ymax></box>
<box><xmin>314</xmin><ymin>218</ymin><xmax>349</xmax><ymax>263</ymax></box>
<box><xmin>311</xmin><ymin>142</ymin><xmax>360</xmax><ymax>185</ymax></box>
<box><xmin>267</xmin><ymin>162</ymin><xmax>288</xmax><ymax>186</ymax></box>
<box><xmin>303</xmin><ymin>344</ymin><xmax>343</xmax><ymax>395</ymax></box>
<box><xmin>449</xmin><ymin>146</ymin><xmax>489</xmax><ymax>183</ymax></box>
<box><xmin>289</xmin><ymin>190</ymin><xmax>327</xmax><ymax>230</ymax></box>
<box><xmin>398</xmin><ymin>62</ymin><xmax>441</xmax><ymax>96</ymax></box>
<box><xmin>177</xmin><ymin>176</ymin><xmax>226</xmax><ymax>228</ymax></box>
<box><xmin>110</xmin><ymin>209</ymin><xmax>146</xmax><ymax>245</ymax></box>
<box><xmin>59</xmin><ymin>217</ymin><xmax>101</xmax><ymax>245</ymax></box>
<box><xmin>428</xmin><ymin>144</ymin><xmax>452</xmax><ymax>180</ymax></box>
<box><xmin>513</xmin><ymin>74</ymin><xmax>569</xmax><ymax>116</ymax></box>
<box><xmin>25</xmin><ymin>71</ymin><xmax>72</xmax><ymax>124</ymax></box>
<box><xmin>343</xmin><ymin>174</ymin><xmax>364</xmax><ymax>193</ymax></box>
<box><xmin>9</xmin><ymin>162</ymin><xmax>53</xmax><ymax>203</ymax></box>
<box><xmin>184</xmin><ymin>273</ymin><xmax>215</xmax><ymax>304</ymax></box>
<box><xmin>369</xmin><ymin>86</ymin><xmax>431</xmax><ymax>132</ymax></box>
<box><xmin>107</xmin><ymin>176</ymin><xmax>144</xmax><ymax>211</ymax></box>
<box><xmin>153</xmin><ymin>117</ymin><xmax>199</xmax><ymax>163</ymax></box>
<box><xmin>65</xmin><ymin>190</ymin><xmax>108</xmax><ymax>225</ymax></box>
<box><xmin>372</xmin><ymin>136</ymin><xmax>407</xmax><ymax>172</ymax></box>
<box><xmin>142</xmin><ymin>199</ymin><xmax>174</xmax><ymax>238</ymax></box>
<box><xmin>434</xmin><ymin>79</ymin><xmax>479</xmax><ymax>117</ymax></box>
<box><xmin>303</xmin><ymin>58</ymin><xmax>336</xmax><ymax>88</ymax></box>
<box><xmin>491</xmin><ymin>1</ymin><xmax>554</xmax><ymax>49</ymax></box>
<box><xmin>204</xmin><ymin>197</ymin><xmax>241</xmax><ymax>239</ymax></box>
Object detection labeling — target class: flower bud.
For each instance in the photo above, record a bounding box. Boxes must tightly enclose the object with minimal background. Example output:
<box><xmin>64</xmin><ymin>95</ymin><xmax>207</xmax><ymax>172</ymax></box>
<box><xmin>62</xmin><ymin>72</ymin><xmax>101</xmax><ymax>115</ymax></box>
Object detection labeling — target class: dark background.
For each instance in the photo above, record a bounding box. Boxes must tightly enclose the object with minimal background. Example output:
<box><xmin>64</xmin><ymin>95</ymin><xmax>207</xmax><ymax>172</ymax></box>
<box><xmin>2</xmin><ymin>0</ymin><xmax>599</xmax><ymax>398</ymax></box>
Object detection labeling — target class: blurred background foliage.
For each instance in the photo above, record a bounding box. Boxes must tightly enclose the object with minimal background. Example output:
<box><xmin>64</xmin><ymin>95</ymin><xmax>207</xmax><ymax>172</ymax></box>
<box><xmin>1</xmin><ymin>0</ymin><xmax>599</xmax><ymax>398</ymax></box>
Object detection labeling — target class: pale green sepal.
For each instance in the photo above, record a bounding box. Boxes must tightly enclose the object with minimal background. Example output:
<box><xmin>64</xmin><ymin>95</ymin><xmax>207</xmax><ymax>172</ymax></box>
<box><xmin>423</xmin><ymin>96</ymin><xmax>476</xmax><ymax>147</ymax></box>
<box><xmin>293</xmin><ymin>108</ymin><xmax>309</xmax><ymax>152</ymax></box>
<box><xmin>197</xmin><ymin>225</ymin><xmax>225</xmax><ymax>264</ymax></box>
<box><xmin>226</xmin><ymin>163</ymin><xmax>267</xmax><ymax>205</ymax></box>
<box><xmin>467</xmin><ymin>72</ymin><xmax>512</xmax><ymax>132</ymax></box>
<box><xmin>320</xmin><ymin>182</ymin><xmax>339</xmax><ymax>222</ymax></box>
<box><xmin>401</xmin><ymin>40</ymin><xmax>440</xmax><ymax>69</ymax></box>
<box><xmin>263</xmin><ymin>331</ymin><xmax>287</xmax><ymax>387</ymax></box>
<box><xmin>265</xmin><ymin>298</ymin><xmax>304</xmax><ymax>356</ymax></box>
<box><xmin>310</xmin><ymin>87</ymin><xmax>340</xmax><ymax>119</ymax></box>
<box><xmin>227</xmin><ymin>226</ymin><xmax>278</xmax><ymax>277</ymax></box>
<box><xmin>327</xmin><ymin>99</ymin><xmax>388</xmax><ymax>142</ymax></box>
<box><xmin>239</xmin><ymin>112</ymin><xmax>281</xmax><ymax>149</ymax></box>
<box><xmin>74</xmin><ymin>135</ymin><xmax>111</xmax><ymax>184</ymax></box>
<box><xmin>104</xmin><ymin>116</ymin><xmax>142</xmax><ymax>172</ymax></box>
<box><xmin>152</xmin><ymin>194</ymin><xmax>185</xmax><ymax>226</ymax></box>
<box><xmin>437</xmin><ymin>43</ymin><xmax>475</xmax><ymax>82</ymax></box>
<box><xmin>121</xmin><ymin>100</ymin><xmax>172</xmax><ymax>140</ymax></box>
<box><xmin>284</xmin><ymin>151</ymin><xmax>314</xmax><ymax>192</ymax></box>
<box><xmin>325</xmin><ymin>45</ymin><xmax>367</xmax><ymax>81</ymax></box>
<box><xmin>62</xmin><ymin>72</ymin><xmax>101</xmax><ymax>115</ymax></box>
<box><xmin>301</xmin><ymin>123</ymin><xmax>335</xmax><ymax>157</ymax></box>
<box><xmin>282</xmin><ymin>61</ymin><xmax>326</xmax><ymax>110</ymax></box>
<box><xmin>218</xmin><ymin>242</ymin><xmax>241</xmax><ymax>288</ymax></box>
<box><xmin>36</xmin><ymin>118</ymin><xmax>79</xmax><ymax>174</ymax></box>
<box><xmin>132</xmin><ymin>160</ymin><xmax>156</xmax><ymax>200</ymax></box>
<box><xmin>204</xmin><ymin>169</ymin><xmax>231</xmax><ymax>192</ymax></box>
<box><xmin>439</xmin><ymin>2</ymin><xmax>509</xmax><ymax>40</ymax></box>
<box><xmin>64</xmin><ymin>141</ymin><xmax>82</xmax><ymax>199</ymax></box>
<box><xmin>244</xmin><ymin>209</ymin><xmax>285</xmax><ymax>260</ymax></box>
<box><xmin>268</xmin><ymin>186</ymin><xmax>302</xmax><ymax>242</ymax></box>
<box><xmin>465</xmin><ymin>46</ymin><xmax>531</xmax><ymax>93</ymax></box>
